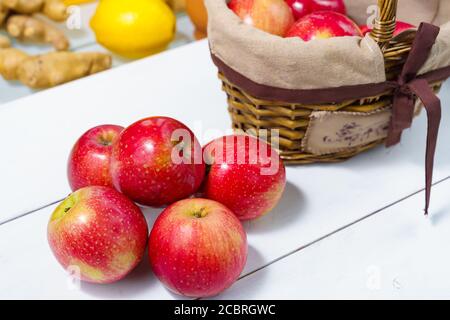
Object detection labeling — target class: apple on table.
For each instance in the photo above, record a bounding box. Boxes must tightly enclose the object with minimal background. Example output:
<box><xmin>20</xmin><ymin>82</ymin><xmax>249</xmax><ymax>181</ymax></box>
<box><xmin>68</xmin><ymin>125</ymin><xmax>124</xmax><ymax>191</ymax></box>
<box><xmin>110</xmin><ymin>116</ymin><xmax>205</xmax><ymax>207</ymax></box>
<box><xmin>149</xmin><ymin>198</ymin><xmax>248</xmax><ymax>298</ymax></box>
<box><xmin>47</xmin><ymin>186</ymin><xmax>149</xmax><ymax>284</ymax></box>
<box><xmin>202</xmin><ymin>135</ymin><xmax>286</xmax><ymax>221</ymax></box>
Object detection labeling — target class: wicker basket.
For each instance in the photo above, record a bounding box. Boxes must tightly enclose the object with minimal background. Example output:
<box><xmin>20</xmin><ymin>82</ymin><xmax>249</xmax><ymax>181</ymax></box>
<box><xmin>216</xmin><ymin>0</ymin><xmax>445</xmax><ymax>164</ymax></box>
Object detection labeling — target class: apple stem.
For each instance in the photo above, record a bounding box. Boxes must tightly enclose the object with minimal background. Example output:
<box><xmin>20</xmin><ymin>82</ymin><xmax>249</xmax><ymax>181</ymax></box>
<box><xmin>98</xmin><ymin>131</ymin><xmax>115</xmax><ymax>146</ymax></box>
<box><xmin>205</xmin><ymin>164</ymin><xmax>212</xmax><ymax>176</ymax></box>
<box><xmin>193</xmin><ymin>207</ymin><xmax>207</xmax><ymax>218</ymax></box>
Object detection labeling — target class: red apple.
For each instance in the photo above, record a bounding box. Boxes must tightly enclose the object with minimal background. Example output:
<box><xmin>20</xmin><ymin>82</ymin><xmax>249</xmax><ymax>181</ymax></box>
<box><xmin>285</xmin><ymin>0</ymin><xmax>311</xmax><ymax>20</ymax></box>
<box><xmin>286</xmin><ymin>11</ymin><xmax>362</xmax><ymax>41</ymax></box>
<box><xmin>47</xmin><ymin>186</ymin><xmax>148</xmax><ymax>284</ymax></box>
<box><xmin>310</xmin><ymin>0</ymin><xmax>346</xmax><ymax>15</ymax></box>
<box><xmin>285</xmin><ymin>0</ymin><xmax>346</xmax><ymax>20</ymax></box>
<box><xmin>203</xmin><ymin>135</ymin><xmax>286</xmax><ymax>221</ymax></box>
<box><xmin>359</xmin><ymin>24</ymin><xmax>370</xmax><ymax>35</ymax></box>
<box><xmin>229</xmin><ymin>0</ymin><xmax>295</xmax><ymax>37</ymax></box>
<box><xmin>67</xmin><ymin>125</ymin><xmax>123</xmax><ymax>191</ymax></box>
<box><xmin>360</xmin><ymin>21</ymin><xmax>415</xmax><ymax>36</ymax></box>
<box><xmin>110</xmin><ymin>116</ymin><xmax>205</xmax><ymax>207</ymax></box>
<box><xmin>149</xmin><ymin>198</ymin><xmax>247</xmax><ymax>297</ymax></box>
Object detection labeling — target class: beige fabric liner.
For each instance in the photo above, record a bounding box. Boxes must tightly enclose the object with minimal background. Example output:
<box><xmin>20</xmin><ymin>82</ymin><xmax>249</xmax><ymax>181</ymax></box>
<box><xmin>206</xmin><ymin>0</ymin><xmax>450</xmax><ymax>90</ymax></box>
<box><xmin>302</xmin><ymin>108</ymin><xmax>391</xmax><ymax>155</ymax></box>
<box><xmin>303</xmin><ymin>100</ymin><xmax>424</xmax><ymax>155</ymax></box>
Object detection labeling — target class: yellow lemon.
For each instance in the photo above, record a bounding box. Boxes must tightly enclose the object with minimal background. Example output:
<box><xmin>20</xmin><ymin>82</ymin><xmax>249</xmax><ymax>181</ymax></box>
<box><xmin>90</xmin><ymin>0</ymin><xmax>176</xmax><ymax>59</ymax></box>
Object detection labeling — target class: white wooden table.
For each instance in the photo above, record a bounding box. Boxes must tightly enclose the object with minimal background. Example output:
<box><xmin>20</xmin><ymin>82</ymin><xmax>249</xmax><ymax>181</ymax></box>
<box><xmin>0</xmin><ymin>39</ymin><xmax>449</xmax><ymax>300</ymax></box>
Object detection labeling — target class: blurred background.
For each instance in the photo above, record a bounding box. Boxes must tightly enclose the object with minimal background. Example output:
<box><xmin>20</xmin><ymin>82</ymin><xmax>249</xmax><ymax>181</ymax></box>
<box><xmin>0</xmin><ymin>0</ymin><xmax>208</xmax><ymax>104</ymax></box>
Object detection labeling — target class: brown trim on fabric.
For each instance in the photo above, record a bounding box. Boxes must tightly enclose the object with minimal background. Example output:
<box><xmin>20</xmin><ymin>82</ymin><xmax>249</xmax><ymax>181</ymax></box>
<box><xmin>418</xmin><ymin>65</ymin><xmax>450</xmax><ymax>83</ymax></box>
<box><xmin>211</xmin><ymin>54</ymin><xmax>397</xmax><ymax>104</ymax></box>
<box><xmin>212</xmin><ymin>52</ymin><xmax>450</xmax><ymax>104</ymax></box>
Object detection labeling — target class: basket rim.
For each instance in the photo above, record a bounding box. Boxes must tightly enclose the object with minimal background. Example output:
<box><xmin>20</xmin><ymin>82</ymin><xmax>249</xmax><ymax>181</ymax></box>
<box><xmin>213</xmin><ymin>53</ymin><xmax>450</xmax><ymax>105</ymax></box>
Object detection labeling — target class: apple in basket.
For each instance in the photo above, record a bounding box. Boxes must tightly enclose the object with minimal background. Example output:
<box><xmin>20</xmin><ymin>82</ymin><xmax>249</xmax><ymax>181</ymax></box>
<box><xmin>285</xmin><ymin>0</ymin><xmax>311</xmax><ymax>20</ymax></box>
<box><xmin>202</xmin><ymin>135</ymin><xmax>286</xmax><ymax>221</ymax></box>
<box><xmin>229</xmin><ymin>0</ymin><xmax>295</xmax><ymax>37</ymax></box>
<box><xmin>285</xmin><ymin>0</ymin><xmax>346</xmax><ymax>20</ymax></box>
<box><xmin>360</xmin><ymin>21</ymin><xmax>415</xmax><ymax>36</ymax></box>
<box><xmin>149</xmin><ymin>198</ymin><xmax>247</xmax><ymax>298</ymax></box>
<box><xmin>285</xmin><ymin>11</ymin><xmax>362</xmax><ymax>41</ymax></box>
<box><xmin>309</xmin><ymin>0</ymin><xmax>346</xmax><ymax>14</ymax></box>
<box><xmin>68</xmin><ymin>125</ymin><xmax>124</xmax><ymax>191</ymax></box>
<box><xmin>48</xmin><ymin>186</ymin><xmax>148</xmax><ymax>284</ymax></box>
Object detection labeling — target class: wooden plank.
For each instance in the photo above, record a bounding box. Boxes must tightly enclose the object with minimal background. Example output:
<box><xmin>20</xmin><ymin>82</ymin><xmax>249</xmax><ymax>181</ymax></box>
<box><xmin>0</xmin><ymin>204</ymin><xmax>183</xmax><ymax>299</ymax></box>
<box><xmin>215</xmin><ymin>178</ymin><xmax>450</xmax><ymax>300</ymax></box>
<box><xmin>0</xmin><ymin>40</ymin><xmax>226</xmax><ymax>223</ymax></box>
<box><xmin>1</xmin><ymin>175</ymin><xmax>449</xmax><ymax>299</ymax></box>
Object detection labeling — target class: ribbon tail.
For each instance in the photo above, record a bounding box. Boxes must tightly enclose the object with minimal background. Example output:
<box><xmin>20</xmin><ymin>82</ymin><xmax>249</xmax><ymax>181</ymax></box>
<box><xmin>409</xmin><ymin>79</ymin><xmax>442</xmax><ymax>215</ymax></box>
<box><xmin>386</xmin><ymin>93</ymin><xmax>415</xmax><ymax>147</ymax></box>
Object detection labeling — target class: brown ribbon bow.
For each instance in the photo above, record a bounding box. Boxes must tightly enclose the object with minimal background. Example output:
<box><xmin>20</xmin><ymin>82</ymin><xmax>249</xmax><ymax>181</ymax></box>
<box><xmin>385</xmin><ymin>23</ymin><xmax>442</xmax><ymax>215</ymax></box>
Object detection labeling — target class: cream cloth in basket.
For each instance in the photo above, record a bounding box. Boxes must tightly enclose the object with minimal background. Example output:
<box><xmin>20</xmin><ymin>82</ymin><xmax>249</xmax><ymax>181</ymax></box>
<box><xmin>206</xmin><ymin>0</ymin><xmax>450</xmax><ymax>90</ymax></box>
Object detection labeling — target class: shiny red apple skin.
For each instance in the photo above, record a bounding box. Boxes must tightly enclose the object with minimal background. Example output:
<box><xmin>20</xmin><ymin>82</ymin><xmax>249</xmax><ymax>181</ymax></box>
<box><xmin>285</xmin><ymin>0</ymin><xmax>311</xmax><ymax>20</ymax></box>
<box><xmin>360</xmin><ymin>21</ymin><xmax>415</xmax><ymax>36</ymax></box>
<box><xmin>47</xmin><ymin>186</ymin><xmax>148</xmax><ymax>284</ymax></box>
<box><xmin>286</xmin><ymin>11</ymin><xmax>362</xmax><ymax>41</ymax></box>
<box><xmin>229</xmin><ymin>0</ymin><xmax>295</xmax><ymax>37</ymax></box>
<box><xmin>203</xmin><ymin>135</ymin><xmax>286</xmax><ymax>221</ymax></box>
<box><xmin>149</xmin><ymin>198</ymin><xmax>247</xmax><ymax>298</ymax></box>
<box><xmin>310</xmin><ymin>0</ymin><xmax>346</xmax><ymax>15</ymax></box>
<box><xmin>68</xmin><ymin>125</ymin><xmax>124</xmax><ymax>192</ymax></box>
<box><xmin>359</xmin><ymin>24</ymin><xmax>370</xmax><ymax>35</ymax></box>
<box><xmin>110</xmin><ymin>116</ymin><xmax>205</xmax><ymax>207</ymax></box>
<box><xmin>285</xmin><ymin>0</ymin><xmax>346</xmax><ymax>20</ymax></box>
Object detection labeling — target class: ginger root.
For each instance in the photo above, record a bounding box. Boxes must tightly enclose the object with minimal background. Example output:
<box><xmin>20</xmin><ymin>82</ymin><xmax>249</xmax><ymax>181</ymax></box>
<box><xmin>1</xmin><ymin>0</ymin><xmax>44</xmax><ymax>14</ymax></box>
<box><xmin>0</xmin><ymin>3</ymin><xmax>9</xmax><ymax>26</ymax></box>
<box><xmin>42</xmin><ymin>0</ymin><xmax>68</xmax><ymax>22</ymax></box>
<box><xmin>6</xmin><ymin>14</ymin><xmax>69</xmax><ymax>50</ymax></box>
<box><xmin>7</xmin><ymin>50</ymin><xmax>112</xmax><ymax>88</ymax></box>
<box><xmin>0</xmin><ymin>47</ymin><xmax>29</xmax><ymax>79</ymax></box>
<box><xmin>166</xmin><ymin>0</ymin><xmax>186</xmax><ymax>12</ymax></box>
<box><xmin>0</xmin><ymin>48</ymin><xmax>112</xmax><ymax>87</ymax></box>
<box><xmin>0</xmin><ymin>2</ymin><xmax>109</xmax><ymax>89</ymax></box>
<box><xmin>0</xmin><ymin>34</ymin><xmax>11</xmax><ymax>48</ymax></box>
<box><xmin>0</xmin><ymin>48</ymin><xmax>112</xmax><ymax>89</ymax></box>
<box><xmin>0</xmin><ymin>0</ymin><xmax>68</xmax><ymax>20</ymax></box>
